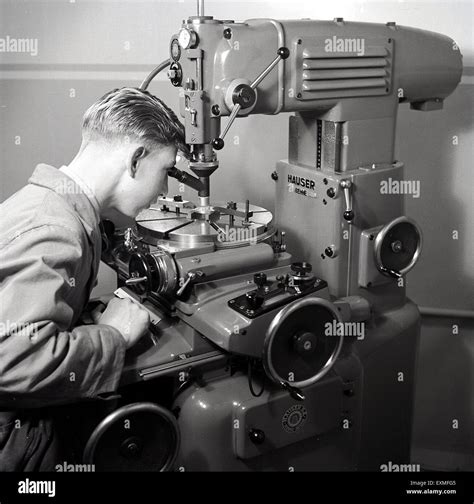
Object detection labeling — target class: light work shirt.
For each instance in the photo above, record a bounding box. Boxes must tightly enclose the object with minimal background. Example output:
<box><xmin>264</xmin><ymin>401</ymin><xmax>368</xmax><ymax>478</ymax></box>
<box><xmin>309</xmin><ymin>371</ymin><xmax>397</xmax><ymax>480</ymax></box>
<box><xmin>0</xmin><ymin>164</ymin><xmax>126</xmax><ymax>408</ymax></box>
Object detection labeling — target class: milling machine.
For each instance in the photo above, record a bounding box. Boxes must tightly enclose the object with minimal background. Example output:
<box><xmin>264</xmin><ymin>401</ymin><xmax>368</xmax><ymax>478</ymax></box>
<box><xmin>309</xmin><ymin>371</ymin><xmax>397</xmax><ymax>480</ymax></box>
<box><xmin>83</xmin><ymin>0</ymin><xmax>462</xmax><ymax>471</ymax></box>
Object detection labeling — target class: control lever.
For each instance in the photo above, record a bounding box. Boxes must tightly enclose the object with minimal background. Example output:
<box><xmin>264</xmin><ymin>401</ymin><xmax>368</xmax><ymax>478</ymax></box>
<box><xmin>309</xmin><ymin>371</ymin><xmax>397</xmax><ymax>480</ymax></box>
<box><xmin>125</xmin><ymin>276</ymin><xmax>148</xmax><ymax>286</ymax></box>
<box><xmin>176</xmin><ymin>270</ymin><xmax>205</xmax><ymax>297</ymax></box>
<box><xmin>212</xmin><ymin>47</ymin><xmax>290</xmax><ymax>150</ymax></box>
<box><xmin>340</xmin><ymin>179</ymin><xmax>354</xmax><ymax>222</ymax></box>
<box><xmin>379</xmin><ymin>266</ymin><xmax>403</xmax><ymax>279</ymax></box>
<box><xmin>279</xmin><ymin>381</ymin><xmax>305</xmax><ymax>401</ymax></box>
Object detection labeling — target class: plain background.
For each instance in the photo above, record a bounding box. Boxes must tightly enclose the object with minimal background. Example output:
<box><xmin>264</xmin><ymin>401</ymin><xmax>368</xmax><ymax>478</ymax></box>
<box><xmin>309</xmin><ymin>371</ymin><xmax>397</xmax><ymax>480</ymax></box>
<box><xmin>0</xmin><ymin>0</ymin><xmax>473</xmax><ymax>470</ymax></box>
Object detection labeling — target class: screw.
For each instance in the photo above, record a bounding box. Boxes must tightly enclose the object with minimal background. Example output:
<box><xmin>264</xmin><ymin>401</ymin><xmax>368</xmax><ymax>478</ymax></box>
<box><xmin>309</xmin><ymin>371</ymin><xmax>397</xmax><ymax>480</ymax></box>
<box><xmin>211</xmin><ymin>104</ymin><xmax>220</xmax><ymax>116</ymax></box>
<box><xmin>271</xmin><ymin>171</ymin><xmax>278</xmax><ymax>181</ymax></box>
<box><xmin>223</xmin><ymin>28</ymin><xmax>232</xmax><ymax>39</ymax></box>
<box><xmin>327</xmin><ymin>187</ymin><xmax>335</xmax><ymax>198</ymax></box>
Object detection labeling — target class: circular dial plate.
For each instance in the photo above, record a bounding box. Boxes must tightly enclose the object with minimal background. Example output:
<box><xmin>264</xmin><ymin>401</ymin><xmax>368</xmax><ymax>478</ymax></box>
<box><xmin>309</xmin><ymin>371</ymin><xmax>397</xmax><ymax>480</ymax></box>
<box><xmin>178</xmin><ymin>28</ymin><xmax>193</xmax><ymax>49</ymax></box>
<box><xmin>170</xmin><ymin>38</ymin><xmax>181</xmax><ymax>61</ymax></box>
<box><xmin>136</xmin><ymin>202</ymin><xmax>273</xmax><ymax>248</ymax></box>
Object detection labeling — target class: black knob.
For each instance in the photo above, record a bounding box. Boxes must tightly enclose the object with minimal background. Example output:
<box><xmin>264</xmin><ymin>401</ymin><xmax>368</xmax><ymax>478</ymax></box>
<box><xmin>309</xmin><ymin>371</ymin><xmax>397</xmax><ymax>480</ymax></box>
<box><xmin>291</xmin><ymin>262</ymin><xmax>312</xmax><ymax>276</ymax></box>
<box><xmin>277</xmin><ymin>47</ymin><xmax>290</xmax><ymax>59</ymax></box>
<box><xmin>249</xmin><ymin>428</ymin><xmax>265</xmax><ymax>445</ymax></box>
<box><xmin>325</xmin><ymin>246</ymin><xmax>334</xmax><ymax>258</ymax></box>
<box><xmin>211</xmin><ymin>104</ymin><xmax>220</xmax><ymax>116</ymax></box>
<box><xmin>246</xmin><ymin>291</ymin><xmax>264</xmax><ymax>309</ymax></box>
<box><xmin>293</xmin><ymin>331</ymin><xmax>317</xmax><ymax>355</ymax></box>
<box><xmin>212</xmin><ymin>138</ymin><xmax>224</xmax><ymax>150</ymax></box>
<box><xmin>343</xmin><ymin>210</ymin><xmax>354</xmax><ymax>222</ymax></box>
<box><xmin>232</xmin><ymin>84</ymin><xmax>256</xmax><ymax>109</ymax></box>
<box><xmin>326</xmin><ymin>187</ymin><xmax>336</xmax><ymax>198</ymax></box>
<box><xmin>253</xmin><ymin>272</ymin><xmax>267</xmax><ymax>288</ymax></box>
<box><xmin>223</xmin><ymin>28</ymin><xmax>232</xmax><ymax>39</ymax></box>
<box><xmin>271</xmin><ymin>171</ymin><xmax>278</xmax><ymax>181</ymax></box>
<box><xmin>120</xmin><ymin>436</ymin><xmax>142</xmax><ymax>459</ymax></box>
<box><xmin>173</xmin><ymin>195</ymin><xmax>183</xmax><ymax>202</ymax></box>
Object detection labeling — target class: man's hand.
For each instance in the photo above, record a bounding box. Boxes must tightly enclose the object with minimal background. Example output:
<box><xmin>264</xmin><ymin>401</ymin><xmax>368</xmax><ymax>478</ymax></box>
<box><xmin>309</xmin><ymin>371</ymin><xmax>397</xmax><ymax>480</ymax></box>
<box><xmin>98</xmin><ymin>298</ymin><xmax>150</xmax><ymax>349</ymax></box>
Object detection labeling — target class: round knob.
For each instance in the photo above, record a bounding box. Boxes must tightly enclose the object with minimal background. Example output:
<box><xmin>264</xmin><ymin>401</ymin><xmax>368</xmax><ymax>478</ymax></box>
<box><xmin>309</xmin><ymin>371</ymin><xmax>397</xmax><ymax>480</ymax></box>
<box><xmin>249</xmin><ymin>428</ymin><xmax>265</xmax><ymax>445</ymax></box>
<box><xmin>293</xmin><ymin>331</ymin><xmax>317</xmax><ymax>355</ymax></box>
<box><xmin>291</xmin><ymin>262</ymin><xmax>312</xmax><ymax>276</ymax></box>
<box><xmin>173</xmin><ymin>195</ymin><xmax>183</xmax><ymax>202</ymax></box>
<box><xmin>253</xmin><ymin>272</ymin><xmax>267</xmax><ymax>288</ymax></box>
<box><xmin>277</xmin><ymin>47</ymin><xmax>290</xmax><ymax>59</ymax></box>
<box><xmin>120</xmin><ymin>437</ymin><xmax>142</xmax><ymax>459</ymax></box>
<box><xmin>246</xmin><ymin>291</ymin><xmax>264</xmax><ymax>310</ymax></box>
<box><xmin>391</xmin><ymin>240</ymin><xmax>403</xmax><ymax>253</ymax></box>
<box><xmin>212</xmin><ymin>138</ymin><xmax>224</xmax><ymax>150</ymax></box>
<box><xmin>343</xmin><ymin>210</ymin><xmax>354</xmax><ymax>222</ymax></box>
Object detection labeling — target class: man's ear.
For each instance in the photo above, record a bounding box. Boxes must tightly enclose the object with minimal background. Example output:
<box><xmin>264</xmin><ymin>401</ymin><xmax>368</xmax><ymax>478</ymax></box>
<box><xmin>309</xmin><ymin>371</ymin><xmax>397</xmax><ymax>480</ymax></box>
<box><xmin>129</xmin><ymin>146</ymin><xmax>147</xmax><ymax>178</ymax></box>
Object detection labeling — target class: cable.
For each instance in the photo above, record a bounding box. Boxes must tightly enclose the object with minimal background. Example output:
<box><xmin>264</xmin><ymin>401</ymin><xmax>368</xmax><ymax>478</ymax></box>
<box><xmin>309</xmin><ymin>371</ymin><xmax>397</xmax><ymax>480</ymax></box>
<box><xmin>139</xmin><ymin>59</ymin><xmax>170</xmax><ymax>91</ymax></box>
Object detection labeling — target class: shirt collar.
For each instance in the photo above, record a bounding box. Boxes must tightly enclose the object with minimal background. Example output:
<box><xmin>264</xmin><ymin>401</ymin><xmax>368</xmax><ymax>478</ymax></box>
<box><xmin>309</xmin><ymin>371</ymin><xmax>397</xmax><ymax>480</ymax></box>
<box><xmin>59</xmin><ymin>165</ymin><xmax>101</xmax><ymax>216</ymax></box>
<box><xmin>28</xmin><ymin>164</ymin><xmax>100</xmax><ymax>235</ymax></box>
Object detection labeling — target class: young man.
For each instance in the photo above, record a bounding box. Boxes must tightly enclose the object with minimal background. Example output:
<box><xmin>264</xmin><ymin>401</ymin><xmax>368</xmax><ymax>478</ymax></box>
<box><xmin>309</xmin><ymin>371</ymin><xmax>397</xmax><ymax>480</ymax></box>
<box><xmin>0</xmin><ymin>87</ymin><xmax>189</xmax><ymax>470</ymax></box>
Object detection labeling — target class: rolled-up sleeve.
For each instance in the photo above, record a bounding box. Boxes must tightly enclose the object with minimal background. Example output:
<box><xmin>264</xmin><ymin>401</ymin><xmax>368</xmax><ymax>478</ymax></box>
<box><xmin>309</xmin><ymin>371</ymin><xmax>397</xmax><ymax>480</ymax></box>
<box><xmin>0</xmin><ymin>224</ymin><xmax>126</xmax><ymax>408</ymax></box>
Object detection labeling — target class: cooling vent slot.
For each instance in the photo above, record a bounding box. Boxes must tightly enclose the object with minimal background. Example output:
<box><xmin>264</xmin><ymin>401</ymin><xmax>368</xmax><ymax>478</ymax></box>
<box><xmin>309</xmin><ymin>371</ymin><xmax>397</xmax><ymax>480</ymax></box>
<box><xmin>295</xmin><ymin>38</ymin><xmax>393</xmax><ymax>100</ymax></box>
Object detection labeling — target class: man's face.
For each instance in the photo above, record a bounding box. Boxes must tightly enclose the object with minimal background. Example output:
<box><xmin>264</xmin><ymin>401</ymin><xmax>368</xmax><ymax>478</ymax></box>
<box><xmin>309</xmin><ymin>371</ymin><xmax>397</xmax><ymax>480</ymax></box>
<box><xmin>115</xmin><ymin>144</ymin><xmax>177</xmax><ymax>218</ymax></box>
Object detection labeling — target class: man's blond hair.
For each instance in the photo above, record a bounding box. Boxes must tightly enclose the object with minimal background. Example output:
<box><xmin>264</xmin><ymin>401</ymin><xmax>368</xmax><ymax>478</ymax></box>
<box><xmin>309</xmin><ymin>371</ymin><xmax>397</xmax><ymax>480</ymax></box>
<box><xmin>82</xmin><ymin>87</ymin><xmax>189</xmax><ymax>158</ymax></box>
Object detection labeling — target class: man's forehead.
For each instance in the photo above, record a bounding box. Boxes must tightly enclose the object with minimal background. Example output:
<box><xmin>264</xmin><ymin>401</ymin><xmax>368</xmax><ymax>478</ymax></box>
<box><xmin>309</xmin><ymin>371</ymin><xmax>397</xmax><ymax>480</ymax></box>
<box><xmin>150</xmin><ymin>145</ymin><xmax>177</xmax><ymax>164</ymax></box>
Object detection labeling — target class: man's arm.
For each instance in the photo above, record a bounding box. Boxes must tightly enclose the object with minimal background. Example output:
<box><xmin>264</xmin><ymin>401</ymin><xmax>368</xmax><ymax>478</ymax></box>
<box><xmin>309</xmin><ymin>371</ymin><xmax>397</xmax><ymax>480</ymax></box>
<box><xmin>0</xmin><ymin>223</ymin><xmax>128</xmax><ymax>408</ymax></box>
